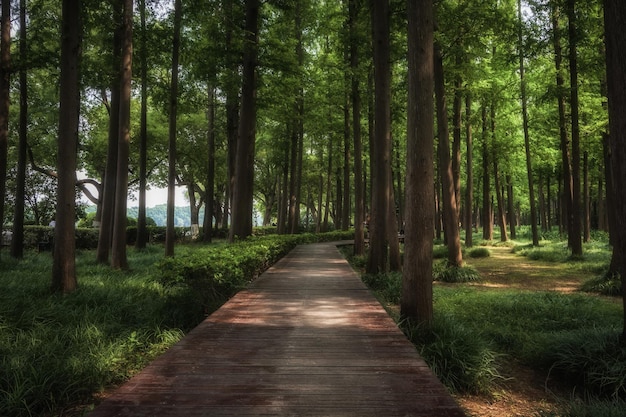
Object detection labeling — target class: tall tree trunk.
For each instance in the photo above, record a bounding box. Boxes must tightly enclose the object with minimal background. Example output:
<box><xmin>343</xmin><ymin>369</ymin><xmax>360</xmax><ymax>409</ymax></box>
<box><xmin>452</xmin><ymin>74</ymin><xmax>463</xmax><ymax>220</ymax></box>
<box><xmin>367</xmin><ymin>0</ymin><xmax>392</xmax><ymax>274</ymax></box>
<box><xmin>288</xmin><ymin>127</ymin><xmax>298</xmax><ymax>232</ymax></box>
<box><xmin>323</xmin><ymin>140</ymin><xmax>332</xmax><ymax>232</ymax></box>
<box><xmin>350</xmin><ymin>0</ymin><xmax>365</xmax><ymax>256</ymax></box>
<box><xmin>294</xmin><ymin>0</ymin><xmax>304</xmax><ymax>233</ymax></box>
<box><xmin>165</xmin><ymin>0</ymin><xmax>182</xmax><ymax>256</ymax></box>
<box><xmin>490</xmin><ymin>105</ymin><xmax>507</xmax><ymax>242</ymax></box>
<box><xmin>0</xmin><ymin>0</ymin><xmax>9</xmax><ymax>249</ymax></box>
<box><xmin>518</xmin><ymin>0</ymin><xmax>539</xmax><ymax>246</ymax></box>
<box><xmin>52</xmin><ymin>0</ymin><xmax>81</xmax><ymax>293</ymax></box>
<box><xmin>136</xmin><ymin>0</ymin><xmax>148</xmax><ymax>250</ymax></box>
<box><xmin>567</xmin><ymin>0</ymin><xmax>582</xmax><ymax>256</ymax></box>
<box><xmin>11</xmin><ymin>0</ymin><xmax>27</xmax><ymax>259</ymax></box>
<box><xmin>97</xmin><ymin>0</ymin><xmax>123</xmax><ymax>264</ymax></box>
<box><xmin>507</xmin><ymin>175</ymin><xmax>516</xmax><ymax>239</ymax></box>
<box><xmin>434</xmin><ymin>42</ymin><xmax>462</xmax><ymax>267</ymax></box>
<box><xmin>203</xmin><ymin>86</ymin><xmax>216</xmax><ymax>243</ymax></box>
<box><xmin>229</xmin><ymin>0</ymin><xmax>259</xmax><ymax>241</ymax></box>
<box><xmin>603</xmin><ymin>0</ymin><xmax>626</xmax><ymax>344</ymax></box>
<box><xmin>481</xmin><ymin>105</ymin><xmax>492</xmax><ymax>240</ymax></box>
<box><xmin>224</xmin><ymin>0</ymin><xmax>238</xmax><ymax>232</ymax></box>
<box><xmin>583</xmin><ymin>151</ymin><xmax>591</xmax><ymax>243</ymax></box>
<box><xmin>553</xmin><ymin>0</ymin><xmax>574</xmax><ymax>244</ymax></box>
<box><xmin>342</xmin><ymin>89</ymin><xmax>351</xmax><ymax>232</ymax></box>
<box><xmin>402</xmin><ymin>0</ymin><xmax>434</xmax><ymax>326</ymax></box>
<box><xmin>110</xmin><ymin>0</ymin><xmax>133</xmax><ymax>269</ymax></box>
<box><xmin>465</xmin><ymin>94</ymin><xmax>474</xmax><ymax>247</ymax></box>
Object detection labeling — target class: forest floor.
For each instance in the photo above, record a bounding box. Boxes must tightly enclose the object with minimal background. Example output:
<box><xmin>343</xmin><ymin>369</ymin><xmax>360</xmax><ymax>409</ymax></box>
<box><xmin>450</xmin><ymin>245</ymin><xmax>605</xmax><ymax>417</ymax></box>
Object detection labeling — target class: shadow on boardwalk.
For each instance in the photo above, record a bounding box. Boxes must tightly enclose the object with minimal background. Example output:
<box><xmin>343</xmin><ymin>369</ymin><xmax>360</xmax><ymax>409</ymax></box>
<box><xmin>89</xmin><ymin>242</ymin><xmax>466</xmax><ymax>416</ymax></box>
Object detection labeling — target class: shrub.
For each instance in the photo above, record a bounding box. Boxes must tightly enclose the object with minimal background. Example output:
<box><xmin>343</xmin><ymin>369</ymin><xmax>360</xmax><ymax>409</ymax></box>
<box><xmin>361</xmin><ymin>272</ymin><xmax>402</xmax><ymax>304</ymax></box>
<box><xmin>432</xmin><ymin>261</ymin><xmax>481</xmax><ymax>283</ymax></box>
<box><xmin>544</xmin><ymin>329</ymin><xmax>626</xmax><ymax>399</ymax></box>
<box><xmin>581</xmin><ymin>270</ymin><xmax>622</xmax><ymax>296</ymax></box>
<box><xmin>402</xmin><ymin>314</ymin><xmax>502</xmax><ymax>394</ymax></box>
<box><xmin>468</xmin><ymin>247</ymin><xmax>490</xmax><ymax>258</ymax></box>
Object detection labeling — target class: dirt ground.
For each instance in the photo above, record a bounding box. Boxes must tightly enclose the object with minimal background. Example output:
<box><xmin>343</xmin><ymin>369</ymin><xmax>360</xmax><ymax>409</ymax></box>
<box><xmin>451</xmin><ymin>246</ymin><xmax>592</xmax><ymax>417</ymax></box>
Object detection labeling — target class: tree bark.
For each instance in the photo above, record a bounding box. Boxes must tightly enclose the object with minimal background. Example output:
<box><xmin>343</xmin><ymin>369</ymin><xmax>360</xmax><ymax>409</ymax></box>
<box><xmin>203</xmin><ymin>86</ymin><xmax>216</xmax><ymax>243</ymax></box>
<box><xmin>110</xmin><ymin>0</ymin><xmax>133</xmax><ymax>269</ymax></box>
<box><xmin>518</xmin><ymin>0</ymin><xmax>539</xmax><ymax>246</ymax></box>
<box><xmin>97</xmin><ymin>0</ymin><xmax>123</xmax><ymax>264</ymax></box>
<box><xmin>11</xmin><ymin>0</ymin><xmax>27</xmax><ymax>259</ymax></box>
<box><xmin>434</xmin><ymin>42</ymin><xmax>462</xmax><ymax>267</ymax></box>
<box><xmin>229</xmin><ymin>0</ymin><xmax>259</xmax><ymax>241</ymax></box>
<box><xmin>490</xmin><ymin>105</ymin><xmax>507</xmax><ymax>242</ymax></box>
<box><xmin>402</xmin><ymin>0</ymin><xmax>434</xmax><ymax>326</ymax></box>
<box><xmin>567</xmin><ymin>0</ymin><xmax>582</xmax><ymax>256</ymax></box>
<box><xmin>350</xmin><ymin>0</ymin><xmax>365</xmax><ymax>256</ymax></box>
<box><xmin>481</xmin><ymin>105</ymin><xmax>492</xmax><ymax>241</ymax></box>
<box><xmin>165</xmin><ymin>0</ymin><xmax>182</xmax><ymax>257</ymax></box>
<box><xmin>603</xmin><ymin>0</ymin><xmax>626</xmax><ymax>343</ymax></box>
<box><xmin>507</xmin><ymin>175</ymin><xmax>516</xmax><ymax>239</ymax></box>
<box><xmin>0</xmin><ymin>0</ymin><xmax>9</xmax><ymax>250</ymax></box>
<box><xmin>51</xmin><ymin>0</ymin><xmax>81</xmax><ymax>293</ymax></box>
<box><xmin>136</xmin><ymin>0</ymin><xmax>149</xmax><ymax>250</ymax></box>
<box><xmin>367</xmin><ymin>0</ymin><xmax>391</xmax><ymax>274</ymax></box>
<box><xmin>583</xmin><ymin>150</ymin><xmax>590</xmax><ymax>242</ymax></box>
<box><xmin>465</xmin><ymin>94</ymin><xmax>474</xmax><ymax>247</ymax></box>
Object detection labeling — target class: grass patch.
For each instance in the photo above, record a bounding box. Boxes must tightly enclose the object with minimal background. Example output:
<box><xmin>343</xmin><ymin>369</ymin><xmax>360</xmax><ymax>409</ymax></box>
<box><xmin>581</xmin><ymin>270</ymin><xmax>622</xmax><ymax>296</ymax></box>
<box><xmin>468</xmin><ymin>247</ymin><xmax>491</xmax><ymax>258</ymax></box>
<box><xmin>433</xmin><ymin>261</ymin><xmax>481</xmax><ymax>283</ymax></box>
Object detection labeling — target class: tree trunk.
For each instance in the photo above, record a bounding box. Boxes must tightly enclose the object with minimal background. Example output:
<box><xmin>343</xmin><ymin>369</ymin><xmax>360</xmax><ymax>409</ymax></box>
<box><xmin>583</xmin><ymin>151</ymin><xmax>590</xmax><ymax>242</ymax></box>
<box><xmin>350</xmin><ymin>0</ymin><xmax>365</xmax><ymax>256</ymax></box>
<box><xmin>11</xmin><ymin>0</ymin><xmax>27</xmax><ymax>259</ymax></box>
<box><xmin>603</xmin><ymin>0</ymin><xmax>626</xmax><ymax>344</ymax></box>
<box><xmin>490</xmin><ymin>105</ymin><xmax>507</xmax><ymax>242</ymax></box>
<box><xmin>51</xmin><ymin>0</ymin><xmax>81</xmax><ymax>293</ymax></box>
<box><xmin>203</xmin><ymin>86</ymin><xmax>216</xmax><ymax>243</ymax></box>
<box><xmin>342</xmin><ymin>90</ymin><xmax>351</xmax><ymax>232</ymax></box>
<box><xmin>481</xmin><ymin>105</ymin><xmax>492</xmax><ymax>241</ymax></box>
<box><xmin>465</xmin><ymin>94</ymin><xmax>474</xmax><ymax>247</ymax></box>
<box><xmin>224</xmin><ymin>0</ymin><xmax>239</xmax><ymax>232</ymax></box>
<box><xmin>567</xmin><ymin>0</ymin><xmax>582</xmax><ymax>256</ymax></box>
<box><xmin>136</xmin><ymin>0</ymin><xmax>148</xmax><ymax>250</ymax></box>
<box><xmin>452</xmin><ymin>74</ymin><xmax>463</xmax><ymax>220</ymax></box>
<box><xmin>507</xmin><ymin>175</ymin><xmax>516</xmax><ymax>239</ymax></box>
<box><xmin>229</xmin><ymin>0</ymin><xmax>259</xmax><ymax>241</ymax></box>
<box><xmin>110</xmin><ymin>0</ymin><xmax>133</xmax><ymax>269</ymax></box>
<box><xmin>402</xmin><ymin>0</ymin><xmax>434</xmax><ymax>326</ymax></box>
<box><xmin>0</xmin><ymin>0</ymin><xmax>9</xmax><ymax>250</ymax></box>
<box><xmin>518</xmin><ymin>0</ymin><xmax>539</xmax><ymax>246</ymax></box>
<box><xmin>367</xmin><ymin>0</ymin><xmax>391</xmax><ymax>274</ymax></box>
<box><xmin>97</xmin><ymin>0</ymin><xmax>123</xmax><ymax>264</ymax></box>
<box><xmin>434</xmin><ymin>42</ymin><xmax>462</xmax><ymax>267</ymax></box>
<box><xmin>165</xmin><ymin>0</ymin><xmax>182</xmax><ymax>256</ymax></box>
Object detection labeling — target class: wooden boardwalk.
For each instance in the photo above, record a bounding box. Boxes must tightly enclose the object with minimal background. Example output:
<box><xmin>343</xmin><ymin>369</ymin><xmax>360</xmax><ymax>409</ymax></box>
<box><xmin>89</xmin><ymin>242</ymin><xmax>466</xmax><ymax>416</ymax></box>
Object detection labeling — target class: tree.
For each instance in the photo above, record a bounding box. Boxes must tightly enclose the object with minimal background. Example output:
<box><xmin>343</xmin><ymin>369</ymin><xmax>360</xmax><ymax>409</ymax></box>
<box><xmin>566</xmin><ymin>0</ymin><xmax>583</xmax><ymax>256</ymax></box>
<box><xmin>229</xmin><ymin>0</ymin><xmax>259</xmax><ymax>241</ymax></box>
<box><xmin>518</xmin><ymin>0</ymin><xmax>539</xmax><ymax>246</ymax></box>
<box><xmin>465</xmin><ymin>93</ymin><xmax>474</xmax><ymax>247</ymax></box>
<box><xmin>603</xmin><ymin>0</ymin><xmax>626</xmax><ymax>343</ymax></box>
<box><xmin>165</xmin><ymin>0</ymin><xmax>182</xmax><ymax>257</ymax></box>
<box><xmin>401</xmin><ymin>0</ymin><xmax>434</xmax><ymax>326</ymax></box>
<box><xmin>51</xmin><ymin>0</ymin><xmax>81</xmax><ymax>293</ymax></box>
<box><xmin>111</xmin><ymin>0</ymin><xmax>133</xmax><ymax>269</ymax></box>
<box><xmin>135</xmin><ymin>0</ymin><xmax>149</xmax><ymax>250</ymax></box>
<box><xmin>0</xmin><ymin>0</ymin><xmax>10</xmax><ymax>245</ymax></box>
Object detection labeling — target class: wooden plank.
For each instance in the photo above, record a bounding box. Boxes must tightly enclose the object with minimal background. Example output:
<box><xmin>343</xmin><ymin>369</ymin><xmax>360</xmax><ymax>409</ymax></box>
<box><xmin>89</xmin><ymin>242</ymin><xmax>466</xmax><ymax>417</ymax></box>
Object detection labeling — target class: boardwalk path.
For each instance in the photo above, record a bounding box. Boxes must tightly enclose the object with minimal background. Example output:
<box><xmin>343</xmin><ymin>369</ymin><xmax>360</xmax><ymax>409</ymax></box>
<box><xmin>90</xmin><ymin>242</ymin><xmax>465</xmax><ymax>416</ymax></box>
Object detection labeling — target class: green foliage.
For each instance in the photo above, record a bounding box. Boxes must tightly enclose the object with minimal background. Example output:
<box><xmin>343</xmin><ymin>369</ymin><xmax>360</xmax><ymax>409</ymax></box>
<box><xmin>581</xmin><ymin>270</ymin><xmax>622</xmax><ymax>297</ymax></box>
<box><xmin>554</xmin><ymin>398</ymin><xmax>626</xmax><ymax>417</ymax></box>
<box><xmin>361</xmin><ymin>272</ymin><xmax>403</xmax><ymax>305</ymax></box>
<box><xmin>543</xmin><ymin>329</ymin><xmax>626</xmax><ymax>399</ymax></box>
<box><xmin>432</xmin><ymin>261</ymin><xmax>481</xmax><ymax>283</ymax></box>
<box><xmin>402</xmin><ymin>315</ymin><xmax>502</xmax><ymax>395</ymax></box>
<box><xmin>468</xmin><ymin>247</ymin><xmax>491</xmax><ymax>258</ymax></box>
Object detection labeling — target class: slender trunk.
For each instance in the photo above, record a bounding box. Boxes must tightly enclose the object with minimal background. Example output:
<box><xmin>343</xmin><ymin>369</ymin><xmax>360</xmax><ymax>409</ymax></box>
<box><xmin>465</xmin><ymin>94</ymin><xmax>473</xmax><ymax>247</ymax></box>
<box><xmin>136</xmin><ymin>0</ymin><xmax>148</xmax><ymax>249</ymax></box>
<box><xmin>452</xmin><ymin>74</ymin><xmax>462</xmax><ymax>220</ymax></box>
<box><xmin>402</xmin><ymin>0</ymin><xmax>434</xmax><ymax>326</ymax></box>
<box><xmin>110</xmin><ymin>0</ymin><xmax>133</xmax><ymax>269</ymax></box>
<box><xmin>567</xmin><ymin>0</ymin><xmax>582</xmax><ymax>256</ymax></box>
<box><xmin>603</xmin><ymin>0</ymin><xmax>626</xmax><ymax>344</ymax></box>
<box><xmin>350</xmin><ymin>0</ymin><xmax>364</xmax><ymax>255</ymax></box>
<box><xmin>0</xmin><ymin>0</ymin><xmax>9</xmax><ymax>249</ymax></box>
<box><xmin>367</xmin><ymin>0</ymin><xmax>391</xmax><ymax>274</ymax></box>
<box><xmin>507</xmin><ymin>175</ymin><xmax>516</xmax><ymax>239</ymax></box>
<box><xmin>229</xmin><ymin>0</ymin><xmax>259</xmax><ymax>241</ymax></box>
<box><xmin>11</xmin><ymin>0</ymin><xmax>27</xmax><ymax>258</ymax></box>
<box><xmin>493</xmin><ymin>158</ymin><xmax>508</xmax><ymax>242</ymax></box>
<box><xmin>203</xmin><ymin>86</ymin><xmax>216</xmax><ymax>242</ymax></box>
<box><xmin>583</xmin><ymin>150</ymin><xmax>590</xmax><ymax>242</ymax></box>
<box><xmin>52</xmin><ymin>0</ymin><xmax>81</xmax><ymax>293</ymax></box>
<box><xmin>343</xmin><ymin>93</ymin><xmax>351</xmax><ymax>232</ymax></box>
<box><xmin>97</xmin><ymin>0</ymin><xmax>123</xmax><ymax>264</ymax></box>
<box><xmin>518</xmin><ymin>0</ymin><xmax>539</xmax><ymax>246</ymax></box>
<box><xmin>434</xmin><ymin>42</ymin><xmax>462</xmax><ymax>267</ymax></box>
<box><xmin>481</xmin><ymin>105</ymin><xmax>492</xmax><ymax>241</ymax></box>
